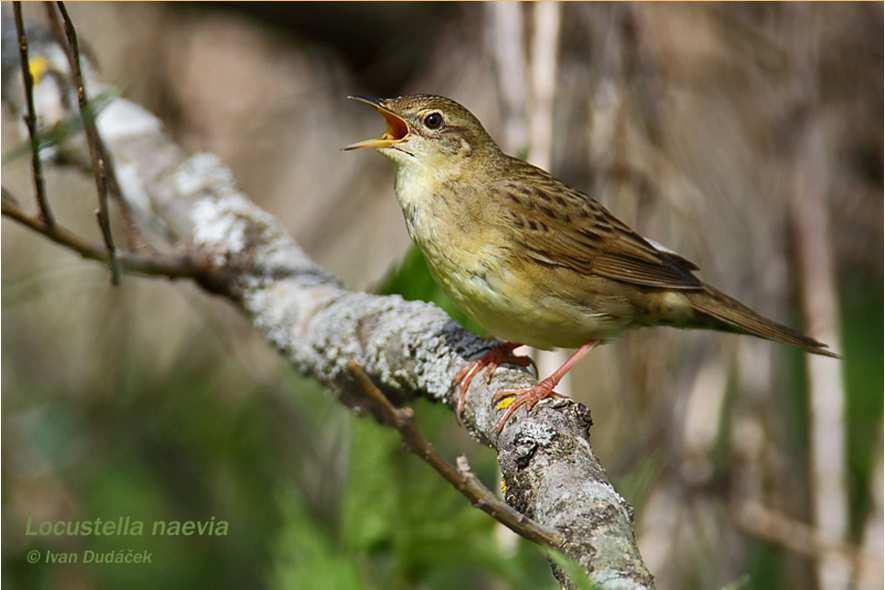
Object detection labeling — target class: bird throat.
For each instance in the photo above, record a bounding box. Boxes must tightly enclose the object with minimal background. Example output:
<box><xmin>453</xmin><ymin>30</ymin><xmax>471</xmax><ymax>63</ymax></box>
<box><xmin>393</xmin><ymin>156</ymin><xmax>463</xmax><ymax>237</ymax></box>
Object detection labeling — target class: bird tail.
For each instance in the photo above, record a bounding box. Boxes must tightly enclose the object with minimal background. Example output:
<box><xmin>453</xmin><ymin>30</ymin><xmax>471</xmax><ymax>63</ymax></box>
<box><xmin>687</xmin><ymin>286</ymin><xmax>839</xmax><ymax>358</ymax></box>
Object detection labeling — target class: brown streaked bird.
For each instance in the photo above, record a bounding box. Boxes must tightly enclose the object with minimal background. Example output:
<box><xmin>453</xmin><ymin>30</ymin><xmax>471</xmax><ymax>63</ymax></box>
<box><xmin>346</xmin><ymin>94</ymin><xmax>837</xmax><ymax>432</ymax></box>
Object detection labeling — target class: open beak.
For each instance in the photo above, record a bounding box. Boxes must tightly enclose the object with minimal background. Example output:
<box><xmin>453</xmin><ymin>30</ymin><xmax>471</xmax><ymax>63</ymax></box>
<box><xmin>344</xmin><ymin>96</ymin><xmax>410</xmax><ymax>150</ymax></box>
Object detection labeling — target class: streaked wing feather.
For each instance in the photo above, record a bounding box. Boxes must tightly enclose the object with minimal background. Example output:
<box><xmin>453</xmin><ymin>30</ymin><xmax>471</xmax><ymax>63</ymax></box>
<box><xmin>592</xmin><ymin>254</ymin><xmax>700</xmax><ymax>289</ymax></box>
<box><xmin>497</xmin><ymin>163</ymin><xmax>702</xmax><ymax>290</ymax></box>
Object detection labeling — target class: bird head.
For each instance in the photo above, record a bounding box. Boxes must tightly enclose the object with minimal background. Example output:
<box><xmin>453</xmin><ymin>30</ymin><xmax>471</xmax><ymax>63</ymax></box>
<box><xmin>345</xmin><ymin>94</ymin><xmax>498</xmax><ymax>168</ymax></box>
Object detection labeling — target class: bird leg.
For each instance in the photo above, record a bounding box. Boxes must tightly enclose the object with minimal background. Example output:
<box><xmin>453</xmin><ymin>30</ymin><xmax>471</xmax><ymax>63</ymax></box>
<box><xmin>492</xmin><ymin>342</ymin><xmax>597</xmax><ymax>433</ymax></box>
<box><xmin>454</xmin><ymin>342</ymin><xmax>535</xmax><ymax>419</ymax></box>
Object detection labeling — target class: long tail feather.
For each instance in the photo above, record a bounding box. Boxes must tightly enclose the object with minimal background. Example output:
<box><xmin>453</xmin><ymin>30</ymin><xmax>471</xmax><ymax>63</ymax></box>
<box><xmin>688</xmin><ymin>287</ymin><xmax>839</xmax><ymax>358</ymax></box>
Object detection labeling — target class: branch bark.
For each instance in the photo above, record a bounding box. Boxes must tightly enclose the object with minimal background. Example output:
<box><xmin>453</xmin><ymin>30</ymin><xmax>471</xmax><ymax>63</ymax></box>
<box><xmin>1</xmin><ymin>22</ymin><xmax>653</xmax><ymax>589</ymax></box>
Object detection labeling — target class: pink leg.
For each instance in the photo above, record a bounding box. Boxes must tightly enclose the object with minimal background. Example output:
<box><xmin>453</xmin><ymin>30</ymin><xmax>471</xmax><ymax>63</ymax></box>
<box><xmin>493</xmin><ymin>342</ymin><xmax>597</xmax><ymax>433</ymax></box>
<box><xmin>454</xmin><ymin>342</ymin><xmax>535</xmax><ymax>420</ymax></box>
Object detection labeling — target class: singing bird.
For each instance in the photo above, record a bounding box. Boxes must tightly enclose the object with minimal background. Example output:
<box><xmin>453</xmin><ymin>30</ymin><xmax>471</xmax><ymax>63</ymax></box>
<box><xmin>346</xmin><ymin>94</ymin><xmax>836</xmax><ymax>432</ymax></box>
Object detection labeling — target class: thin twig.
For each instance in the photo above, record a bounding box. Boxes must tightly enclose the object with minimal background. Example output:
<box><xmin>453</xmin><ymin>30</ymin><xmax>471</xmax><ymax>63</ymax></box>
<box><xmin>2</xmin><ymin>193</ymin><xmax>207</xmax><ymax>282</ymax></box>
<box><xmin>12</xmin><ymin>2</ymin><xmax>55</xmax><ymax>229</ymax></box>
<box><xmin>48</xmin><ymin>2</ymin><xmax>135</xmax><ymax>249</ymax></box>
<box><xmin>44</xmin><ymin>2</ymin><xmax>74</xmax><ymax>69</ymax></box>
<box><xmin>347</xmin><ymin>361</ymin><xmax>566</xmax><ymax>550</ymax></box>
<box><xmin>54</xmin><ymin>1</ymin><xmax>120</xmax><ymax>285</ymax></box>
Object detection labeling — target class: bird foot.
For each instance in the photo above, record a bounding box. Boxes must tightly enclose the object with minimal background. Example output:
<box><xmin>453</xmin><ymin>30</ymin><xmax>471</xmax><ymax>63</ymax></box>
<box><xmin>454</xmin><ymin>342</ymin><xmax>534</xmax><ymax>420</ymax></box>
<box><xmin>492</xmin><ymin>379</ymin><xmax>568</xmax><ymax>433</ymax></box>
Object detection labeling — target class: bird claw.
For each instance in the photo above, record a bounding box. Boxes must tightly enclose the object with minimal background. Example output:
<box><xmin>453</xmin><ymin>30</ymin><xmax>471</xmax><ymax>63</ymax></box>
<box><xmin>486</xmin><ymin>353</ymin><xmax>536</xmax><ymax>384</ymax></box>
<box><xmin>453</xmin><ymin>342</ymin><xmax>532</xmax><ymax>421</ymax></box>
<box><xmin>493</xmin><ymin>380</ymin><xmax>568</xmax><ymax>433</ymax></box>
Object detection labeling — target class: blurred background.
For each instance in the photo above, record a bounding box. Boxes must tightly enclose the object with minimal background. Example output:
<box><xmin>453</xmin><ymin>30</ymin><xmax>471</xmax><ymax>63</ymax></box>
<box><xmin>2</xmin><ymin>3</ymin><xmax>882</xmax><ymax>589</ymax></box>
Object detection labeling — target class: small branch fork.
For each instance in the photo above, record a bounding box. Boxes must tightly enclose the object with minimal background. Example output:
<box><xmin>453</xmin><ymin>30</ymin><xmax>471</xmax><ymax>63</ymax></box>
<box><xmin>347</xmin><ymin>361</ymin><xmax>566</xmax><ymax>550</ymax></box>
<box><xmin>1</xmin><ymin>194</ymin><xmax>208</xmax><ymax>282</ymax></box>
<box><xmin>4</xmin><ymin>9</ymin><xmax>219</xmax><ymax>290</ymax></box>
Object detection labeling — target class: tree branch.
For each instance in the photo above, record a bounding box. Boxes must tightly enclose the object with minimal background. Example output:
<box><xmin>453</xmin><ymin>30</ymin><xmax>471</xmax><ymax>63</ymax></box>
<box><xmin>1</xmin><ymin>18</ymin><xmax>654</xmax><ymax>589</ymax></box>
<box><xmin>1</xmin><ymin>192</ymin><xmax>215</xmax><ymax>284</ymax></box>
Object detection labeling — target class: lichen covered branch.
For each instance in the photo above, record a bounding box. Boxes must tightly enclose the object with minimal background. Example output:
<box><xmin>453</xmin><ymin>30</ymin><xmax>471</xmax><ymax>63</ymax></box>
<box><xmin>1</xmin><ymin>23</ymin><xmax>653</xmax><ymax>589</ymax></box>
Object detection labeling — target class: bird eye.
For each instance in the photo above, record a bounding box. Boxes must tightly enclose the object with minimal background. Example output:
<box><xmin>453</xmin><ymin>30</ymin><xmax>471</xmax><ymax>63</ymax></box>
<box><xmin>423</xmin><ymin>112</ymin><xmax>444</xmax><ymax>130</ymax></box>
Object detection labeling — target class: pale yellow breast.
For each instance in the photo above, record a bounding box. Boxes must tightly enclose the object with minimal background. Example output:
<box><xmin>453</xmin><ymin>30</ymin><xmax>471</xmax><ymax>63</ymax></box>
<box><xmin>393</xmin><ymin>166</ymin><xmax>633</xmax><ymax>349</ymax></box>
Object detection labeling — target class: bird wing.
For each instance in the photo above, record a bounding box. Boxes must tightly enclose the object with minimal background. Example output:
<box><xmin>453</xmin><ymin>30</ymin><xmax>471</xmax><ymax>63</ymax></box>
<box><xmin>494</xmin><ymin>165</ymin><xmax>703</xmax><ymax>290</ymax></box>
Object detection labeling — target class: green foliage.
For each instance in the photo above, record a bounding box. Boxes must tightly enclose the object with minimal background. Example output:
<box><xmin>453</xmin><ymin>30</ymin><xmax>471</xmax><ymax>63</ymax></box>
<box><xmin>744</xmin><ymin>539</ymin><xmax>785</xmax><ymax>590</ymax></box>
<box><xmin>12</xmin><ymin>351</ymin><xmax>284</xmax><ymax>590</ymax></box>
<box><xmin>841</xmin><ymin>278</ymin><xmax>884</xmax><ymax>539</ymax></box>
<box><xmin>271</xmin><ymin>489</ymin><xmax>366</xmax><ymax>590</ymax></box>
<box><xmin>270</xmin><ymin>372</ymin><xmax>558</xmax><ymax>590</ymax></box>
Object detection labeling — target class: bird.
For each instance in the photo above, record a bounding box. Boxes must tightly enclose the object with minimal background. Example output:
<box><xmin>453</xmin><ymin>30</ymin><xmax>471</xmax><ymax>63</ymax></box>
<box><xmin>345</xmin><ymin>94</ymin><xmax>837</xmax><ymax>433</ymax></box>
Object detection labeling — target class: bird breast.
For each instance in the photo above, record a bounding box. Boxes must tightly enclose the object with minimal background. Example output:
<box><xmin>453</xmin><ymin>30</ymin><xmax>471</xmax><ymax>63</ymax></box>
<box><xmin>394</xmin><ymin>163</ymin><xmax>492</xmax><ymax>284</ymax></box>
<box><xmin>392</xmin><ymin>166</ymin><xmax>630</xmax><ymax>349</ymax></box>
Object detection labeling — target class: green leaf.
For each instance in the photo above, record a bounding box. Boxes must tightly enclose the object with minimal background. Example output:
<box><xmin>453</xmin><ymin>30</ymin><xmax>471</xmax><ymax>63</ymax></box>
<box><xmin>272</xmin><ymin>489</ymin><xmax>367</xmax><ymax>590</ymax></box>
<box><xmin>3</xmin><ymin>88</ymin><xmax>119</xmax><ymax>162</ymax></box>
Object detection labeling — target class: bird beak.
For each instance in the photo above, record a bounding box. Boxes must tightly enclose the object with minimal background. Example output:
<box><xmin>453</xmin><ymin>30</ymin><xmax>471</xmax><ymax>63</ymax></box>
<box><xmin>344</xmin><ymin>96</ymin><xmax>410</xmax><ymax>150</ymax></box>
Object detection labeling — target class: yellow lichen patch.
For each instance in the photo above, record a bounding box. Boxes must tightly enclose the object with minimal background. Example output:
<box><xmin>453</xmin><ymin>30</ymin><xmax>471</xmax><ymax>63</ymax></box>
<box><xmin>28</xmin><ymin>57</ymin><xmax>49</xmax><ymax>85</ymax></box>
<box><xmin>495</xmin><ymin>395</ymin><xmax>516</xmax><ymax>411</ymax></box>
<box><xmin>499</xmin><ymin>478</ymin><xmax>507</xmax><ymax>494</ymax></box>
